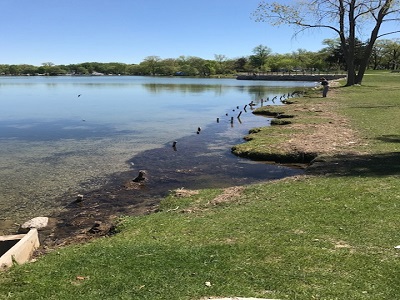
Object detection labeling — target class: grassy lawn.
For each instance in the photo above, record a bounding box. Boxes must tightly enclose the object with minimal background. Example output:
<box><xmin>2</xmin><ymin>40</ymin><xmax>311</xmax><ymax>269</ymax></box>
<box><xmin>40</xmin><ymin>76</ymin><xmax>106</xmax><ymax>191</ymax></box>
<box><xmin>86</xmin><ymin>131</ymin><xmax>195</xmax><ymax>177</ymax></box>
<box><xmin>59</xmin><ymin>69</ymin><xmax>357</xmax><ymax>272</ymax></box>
<box><xmin>0</xmin><ymin>72</ymin><xmax>399</xmax><ymax>300</ymax></box>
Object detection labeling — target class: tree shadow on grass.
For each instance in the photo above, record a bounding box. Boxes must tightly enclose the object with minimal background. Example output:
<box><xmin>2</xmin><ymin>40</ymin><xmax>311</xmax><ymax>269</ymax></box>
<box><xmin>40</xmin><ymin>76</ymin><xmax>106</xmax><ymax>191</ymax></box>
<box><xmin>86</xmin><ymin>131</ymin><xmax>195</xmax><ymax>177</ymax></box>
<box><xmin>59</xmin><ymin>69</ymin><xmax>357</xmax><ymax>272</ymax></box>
<box><xmin>307</xmin><ymin>152</ymin><xmax>400</xmax><ymax>177</ymax></box>
<box><xmin>376</xmin><ymin>135</ymin><xmax>400</xmax><ymax>143</ymax></box>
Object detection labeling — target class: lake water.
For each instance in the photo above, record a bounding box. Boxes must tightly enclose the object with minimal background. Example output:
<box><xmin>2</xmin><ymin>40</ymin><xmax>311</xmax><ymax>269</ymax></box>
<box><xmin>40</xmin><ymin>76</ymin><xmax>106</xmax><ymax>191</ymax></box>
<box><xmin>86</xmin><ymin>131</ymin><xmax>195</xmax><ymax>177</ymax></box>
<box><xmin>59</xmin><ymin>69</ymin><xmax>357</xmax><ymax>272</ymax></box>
<box><xmin>0</xmin><ymin>76</ymin><xmax>317</xmax><ymax>233</ymax></box>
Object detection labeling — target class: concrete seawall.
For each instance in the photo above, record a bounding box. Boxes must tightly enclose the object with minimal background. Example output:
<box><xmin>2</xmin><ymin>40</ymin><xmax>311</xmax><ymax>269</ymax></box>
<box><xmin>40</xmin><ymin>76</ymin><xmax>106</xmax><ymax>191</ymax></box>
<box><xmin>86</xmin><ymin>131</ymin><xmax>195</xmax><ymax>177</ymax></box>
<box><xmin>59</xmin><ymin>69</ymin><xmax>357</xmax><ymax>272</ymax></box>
<box><xmin>0</xmin><ymin>229</ymin><xmax>40</xmax><ymax>270</ymax></box>
<box><xmin>236</xmin><ymin>74</ymin><xmax>346</xmax><ymax>81</ymax></box>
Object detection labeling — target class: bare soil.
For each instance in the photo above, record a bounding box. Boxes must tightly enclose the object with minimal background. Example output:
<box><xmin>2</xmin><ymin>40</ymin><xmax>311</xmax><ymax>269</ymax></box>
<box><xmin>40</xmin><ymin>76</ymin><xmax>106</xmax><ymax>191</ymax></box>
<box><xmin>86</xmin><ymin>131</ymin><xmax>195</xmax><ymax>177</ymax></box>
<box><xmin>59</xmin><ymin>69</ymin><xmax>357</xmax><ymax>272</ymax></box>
<box><xmin>281</xmin><ymin>100</ymin><xmax>361</xmax><ymax>156</ymax></box>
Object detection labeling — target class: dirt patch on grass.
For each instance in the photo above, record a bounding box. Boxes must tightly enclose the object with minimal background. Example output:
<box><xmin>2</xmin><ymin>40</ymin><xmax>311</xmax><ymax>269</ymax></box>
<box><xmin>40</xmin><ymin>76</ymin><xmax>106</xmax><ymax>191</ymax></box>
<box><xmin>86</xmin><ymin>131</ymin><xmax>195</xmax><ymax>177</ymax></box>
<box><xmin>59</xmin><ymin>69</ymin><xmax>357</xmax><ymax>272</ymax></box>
<box><xmin>209</xmin><ymin>186</ymin><xmax>245</xmax><ymax>206</ymax></box>
<box><xmin>281</xmin><ymin>100</ymin><xmax>362</xmax><ymax>156</ymax></box>
<box><xmin>177</xmin><ymin>186</ymin><xmax>245</xmax><ymax>214</ymax></box>
<box><xmin>273</xmin><ymin>88</ymin><xmax>386</xmax><ymax>177</ymax></box>
<box><xmin>289</xmin><ymin>81</ymin><xmax>362</xmax><ymax>156</ymax></box>
<box><xmin>233</xmin><ymin>84</ymin><xmax>363</xmax><ymax>165</ymax></box>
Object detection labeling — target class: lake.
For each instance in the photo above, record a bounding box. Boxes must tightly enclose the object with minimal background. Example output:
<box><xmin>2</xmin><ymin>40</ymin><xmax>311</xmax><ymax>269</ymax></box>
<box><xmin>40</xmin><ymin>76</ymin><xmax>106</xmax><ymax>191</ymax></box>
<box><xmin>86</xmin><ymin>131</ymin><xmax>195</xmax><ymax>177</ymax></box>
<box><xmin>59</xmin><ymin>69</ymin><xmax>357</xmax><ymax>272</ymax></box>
<box><xmin>0</xmin><ymin>76</ymin><xmax>317</xmax><ymax>233</ymax></box>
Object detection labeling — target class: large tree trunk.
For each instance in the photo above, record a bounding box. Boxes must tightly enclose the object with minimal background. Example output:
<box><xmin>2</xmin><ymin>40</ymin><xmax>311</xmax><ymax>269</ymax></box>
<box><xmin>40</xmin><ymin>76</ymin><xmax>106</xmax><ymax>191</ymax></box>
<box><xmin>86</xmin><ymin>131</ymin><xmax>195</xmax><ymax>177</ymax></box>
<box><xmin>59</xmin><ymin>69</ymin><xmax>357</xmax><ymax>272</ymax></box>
<box><xmin>355</xmin><ymin>44</ymin><xmax>375</xmax><ymax>84</ymax></box>
<box><xmin>356</xmin><ymin>0</ymin><xmax>391</xmax><ymax>84</ymax></box>
<box><xmin>355</xmin><ymin>61</ymin><xmax>367</xmax><ymax>84</ymax></box>
<box><xmin>345</xmin><ymin>0</ymin><xmax>356</xmax><ymax>86</ymax></box>
<box><xmin>346</xmin><ymin>63</ymin><xmax>356</xmax><ymax>86</ymax></box>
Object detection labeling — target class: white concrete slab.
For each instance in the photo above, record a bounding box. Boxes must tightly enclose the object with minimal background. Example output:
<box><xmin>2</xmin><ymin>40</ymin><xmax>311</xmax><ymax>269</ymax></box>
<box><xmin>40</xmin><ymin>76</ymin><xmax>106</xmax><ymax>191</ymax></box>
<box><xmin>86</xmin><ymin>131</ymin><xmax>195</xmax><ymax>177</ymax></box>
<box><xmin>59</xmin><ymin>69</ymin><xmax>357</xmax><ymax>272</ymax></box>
<box><xmin>0</xmin><ymin>229</ymin><xmax>40</xmax><ymax>270</ymax></box>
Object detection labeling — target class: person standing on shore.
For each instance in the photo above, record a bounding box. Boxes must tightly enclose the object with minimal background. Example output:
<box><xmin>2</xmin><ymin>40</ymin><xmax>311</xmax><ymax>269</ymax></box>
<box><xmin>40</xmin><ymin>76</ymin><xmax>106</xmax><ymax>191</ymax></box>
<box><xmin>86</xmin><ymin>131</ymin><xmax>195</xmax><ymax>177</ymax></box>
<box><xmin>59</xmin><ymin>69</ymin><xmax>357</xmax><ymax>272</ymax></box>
<box><xmin>320</xmin><ymin>77</ymin><xmax>329</xmax><ymax>97</ymax></box>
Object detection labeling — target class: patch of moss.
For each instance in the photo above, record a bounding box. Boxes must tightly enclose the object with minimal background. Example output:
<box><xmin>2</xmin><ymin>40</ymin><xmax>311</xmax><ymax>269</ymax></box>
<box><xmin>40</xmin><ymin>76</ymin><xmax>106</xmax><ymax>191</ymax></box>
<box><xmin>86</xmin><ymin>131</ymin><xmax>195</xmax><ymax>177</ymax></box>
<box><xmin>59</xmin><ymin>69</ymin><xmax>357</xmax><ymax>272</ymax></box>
<box><xmin>248</xmin><ymin>127</ymin><xmax>262</xmax><ymax>134</ymax></box>
<box><xmin>252</xmin><ymin>107</ymin><xmax>284</xmax><ymax>116</ymax></box>
<box><xmin>276</xmin><ymin>114</ymin><xmax>295</xmax><ymax>119</ymax></box>
<box><xmin>231</xmin><ymin>146</ymin><xmax>317</xmax><ymax>164</ymax></box>
<box><xmin>271</xmin><ymin>119</ymin><xmax>292</xmax><ymax>125</ymax></box>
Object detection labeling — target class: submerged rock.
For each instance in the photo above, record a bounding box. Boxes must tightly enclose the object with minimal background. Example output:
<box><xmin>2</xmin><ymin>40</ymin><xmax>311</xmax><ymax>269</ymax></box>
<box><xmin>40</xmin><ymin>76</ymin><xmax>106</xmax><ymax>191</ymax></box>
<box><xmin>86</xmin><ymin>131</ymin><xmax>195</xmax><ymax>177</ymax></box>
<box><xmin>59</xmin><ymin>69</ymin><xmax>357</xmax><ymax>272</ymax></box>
<box><xmin>76</xmin><ymin>194</ymin><xmax>84</xmax><ymax>202</ymax></box>
<box><xmin>132</xmin><ymin>170</ymin><xmax>146</xmax><ymax>182</ymax></box>
<box><xmin>88</xmin><ymin>221</ymin><xmax>116</xmax><ymax>235</ymax></box>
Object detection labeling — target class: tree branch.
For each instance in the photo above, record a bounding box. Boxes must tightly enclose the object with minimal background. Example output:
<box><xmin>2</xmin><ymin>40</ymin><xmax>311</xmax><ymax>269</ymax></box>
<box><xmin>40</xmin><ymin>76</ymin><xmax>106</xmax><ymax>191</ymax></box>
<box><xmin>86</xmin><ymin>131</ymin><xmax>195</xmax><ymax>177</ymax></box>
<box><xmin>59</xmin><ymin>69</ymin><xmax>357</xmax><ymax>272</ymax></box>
<box><xmin>378</xmin><ymin>30</ymin><xmax>400</xmax><ymax>38</ymax></box>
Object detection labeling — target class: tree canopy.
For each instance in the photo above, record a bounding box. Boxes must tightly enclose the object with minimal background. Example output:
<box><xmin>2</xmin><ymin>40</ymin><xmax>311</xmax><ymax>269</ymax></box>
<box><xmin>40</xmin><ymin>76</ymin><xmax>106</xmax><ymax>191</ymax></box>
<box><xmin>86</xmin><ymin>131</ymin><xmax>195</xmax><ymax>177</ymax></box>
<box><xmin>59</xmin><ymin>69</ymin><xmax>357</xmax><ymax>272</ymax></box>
<box><xmin>253</xmin><ymin>0</ymin><xmax>400</xmax><ymax>86</ymax></box>
<box><xmin>1</xmin><ymin>39</ymin><xmax>399</xmax><ymax>77</ymax></box>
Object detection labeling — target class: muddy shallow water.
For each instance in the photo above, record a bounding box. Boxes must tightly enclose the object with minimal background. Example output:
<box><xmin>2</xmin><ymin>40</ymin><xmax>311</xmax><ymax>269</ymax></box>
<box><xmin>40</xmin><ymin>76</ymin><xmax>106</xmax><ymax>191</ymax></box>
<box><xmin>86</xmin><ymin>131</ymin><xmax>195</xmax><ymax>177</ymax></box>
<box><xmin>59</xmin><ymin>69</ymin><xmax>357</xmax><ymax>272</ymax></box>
<box><xmin>38</xmin><ymin>119</ymin><xmax>305</xmax><ymax>248</ymax></box>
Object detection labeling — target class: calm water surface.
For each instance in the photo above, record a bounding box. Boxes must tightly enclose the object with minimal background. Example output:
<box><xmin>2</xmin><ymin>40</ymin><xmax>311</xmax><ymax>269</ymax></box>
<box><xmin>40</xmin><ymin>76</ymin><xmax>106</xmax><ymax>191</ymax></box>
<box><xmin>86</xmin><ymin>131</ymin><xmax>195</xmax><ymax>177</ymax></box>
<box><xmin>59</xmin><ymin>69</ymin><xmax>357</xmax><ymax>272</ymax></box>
<box><xmin>0</xmin><ymin>76</ymin><xmax>317</xmax><ymax>232</ymax></box>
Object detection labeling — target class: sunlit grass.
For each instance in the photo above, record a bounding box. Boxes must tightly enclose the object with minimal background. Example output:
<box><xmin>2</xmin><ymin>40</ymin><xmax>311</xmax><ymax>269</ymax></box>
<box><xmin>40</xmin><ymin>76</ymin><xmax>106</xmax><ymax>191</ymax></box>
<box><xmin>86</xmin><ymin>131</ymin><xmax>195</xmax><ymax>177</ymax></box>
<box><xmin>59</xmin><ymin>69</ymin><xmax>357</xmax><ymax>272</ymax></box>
<box><xmin>336</xmin><ymin>73</ymin><xmax>400</xmax><ymax>153</ymax></box>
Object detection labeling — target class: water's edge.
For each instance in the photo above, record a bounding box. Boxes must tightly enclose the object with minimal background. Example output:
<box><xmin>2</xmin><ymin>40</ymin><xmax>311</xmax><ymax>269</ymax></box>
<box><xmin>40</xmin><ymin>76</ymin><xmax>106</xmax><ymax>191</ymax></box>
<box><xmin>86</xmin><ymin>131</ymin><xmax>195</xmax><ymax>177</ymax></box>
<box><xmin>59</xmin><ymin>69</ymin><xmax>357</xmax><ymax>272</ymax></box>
<box><xmin>27</xmin><ymin>116</ymin><xmax>304</xmax><ymax>246</ymax></box>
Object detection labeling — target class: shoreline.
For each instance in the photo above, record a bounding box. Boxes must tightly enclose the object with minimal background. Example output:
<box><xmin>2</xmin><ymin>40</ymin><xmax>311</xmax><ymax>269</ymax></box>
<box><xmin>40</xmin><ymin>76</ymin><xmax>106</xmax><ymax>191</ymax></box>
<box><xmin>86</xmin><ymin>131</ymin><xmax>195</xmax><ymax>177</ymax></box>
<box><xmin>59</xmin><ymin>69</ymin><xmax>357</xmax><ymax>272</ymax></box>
<box><xmin>39</xmin><ymin>85</ymin><xmax>351</xmax><ymax>250</ymax></box>
<box><xmin>0</xmin><ymin>80</ymin><xmax>327</xmax><ymax>250</ymax></box>
<box><xmin>40</xmin><ymin>86</ymin><xmax>346</xmax><ymax>250</ymax></box>
<box><xmin>32</xmin><ymin>111</ymin><xmax>305</xmax><ymax>250</ymax></box>
<box><xmin>1</xmin><ymin>76</ymin><xmax>316</xmax><ymax>237</ymax></box>
<box><xmin>236</xmin><ymin>74</ymin><xmax>346</xmax><ymax>81</ymax></box>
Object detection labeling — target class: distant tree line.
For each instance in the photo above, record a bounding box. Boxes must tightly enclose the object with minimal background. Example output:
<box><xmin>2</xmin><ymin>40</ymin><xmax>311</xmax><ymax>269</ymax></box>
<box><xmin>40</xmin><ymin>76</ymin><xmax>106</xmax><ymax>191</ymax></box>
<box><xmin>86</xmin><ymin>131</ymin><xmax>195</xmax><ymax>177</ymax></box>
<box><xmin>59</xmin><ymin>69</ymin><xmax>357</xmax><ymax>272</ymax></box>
<box><xmin>1</xmin><ymin>39</ymin><xmax>399</xmax><ymax>76</ymax></box>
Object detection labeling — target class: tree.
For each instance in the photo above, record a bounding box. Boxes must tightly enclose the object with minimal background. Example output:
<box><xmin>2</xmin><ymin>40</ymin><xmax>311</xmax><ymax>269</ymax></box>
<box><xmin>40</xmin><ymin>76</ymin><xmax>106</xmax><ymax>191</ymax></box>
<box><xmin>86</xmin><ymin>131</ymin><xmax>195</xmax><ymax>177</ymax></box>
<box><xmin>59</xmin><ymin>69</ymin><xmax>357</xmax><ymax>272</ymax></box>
<box><xmin>249</xmin><ymin>44</ymin><xmax>272</xmax><ymax>73</ymax></box>
<box><xmin>158</xmin><ymin>58</ymin><xmax>178</xmax><ymax>76</ymax></box>
<box><xmin>234</xmin><ymin>57</ymin><xmax>249</xmax><ymax>72</ymax></box>
<box><xmin>253</xmin><ymin>0</ymin><xmax>400</xmax><ymax>86</ymax></box>
<box><xmin>267</xmin><ymin>54</ymin><xmax>296</xmax><ymax>72</ymax></box>
<box><xmin>8</xmin><ymin>65</ymin><xmax>22</xmax><ymax>75</ymax></box>
<box><xmin>214</xmin><ymin>54</ymin><xmax>228</xmax><ymax>74</ymax></box>
<box><xmin>322</xmin><ymin>38</ymin><xmax>366</xmax><ymax>71</ymax></box>
<box><xmin>142</xmin><ymin>56</ymin><xmax>161</xmax><ymax>75</ymax></box>
<box><xmin>76</xmin><ymin>66</ymin><xmax>89</xmax><ymax>75</ymax></box>
<box><xmin>381</xmin><ymin>38</ymin><xmax>400</xmax><ymax>69</ymax></box>
<box><xmin>186</xmin><ymin>56</ymin><xmax>206</xmax><ymax>76</ymax></box>
<box><xmin>370</xmin><ymin>39</ymin><xmax>388</xmax><ymax>69</ymax></box>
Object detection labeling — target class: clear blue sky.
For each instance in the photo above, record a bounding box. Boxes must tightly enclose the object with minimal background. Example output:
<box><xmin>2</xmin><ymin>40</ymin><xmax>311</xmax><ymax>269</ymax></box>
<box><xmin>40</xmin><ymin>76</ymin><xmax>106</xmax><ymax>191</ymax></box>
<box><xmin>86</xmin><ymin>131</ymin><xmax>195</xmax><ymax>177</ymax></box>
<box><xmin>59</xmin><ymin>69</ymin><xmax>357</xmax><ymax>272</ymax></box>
<box><xmin>1</xmin><ymin>0</ymin><xmax>398</xmax><ymax>66</ymax></box>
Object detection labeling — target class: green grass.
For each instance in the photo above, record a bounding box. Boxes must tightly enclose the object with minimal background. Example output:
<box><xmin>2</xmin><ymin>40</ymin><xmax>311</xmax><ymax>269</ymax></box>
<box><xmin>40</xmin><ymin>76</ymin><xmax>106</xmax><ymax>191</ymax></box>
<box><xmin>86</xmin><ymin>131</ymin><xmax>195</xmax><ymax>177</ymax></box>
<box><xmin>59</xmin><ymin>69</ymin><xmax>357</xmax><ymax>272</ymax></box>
<box><xmin>0</xmin><ymin>71</ymin><xmax>399</xmax><ymax>300</ymax></box>
<box><xmin>337</xmin><ymin>73</ymin><xmax>400</xmax><ymax>153</ymax></box>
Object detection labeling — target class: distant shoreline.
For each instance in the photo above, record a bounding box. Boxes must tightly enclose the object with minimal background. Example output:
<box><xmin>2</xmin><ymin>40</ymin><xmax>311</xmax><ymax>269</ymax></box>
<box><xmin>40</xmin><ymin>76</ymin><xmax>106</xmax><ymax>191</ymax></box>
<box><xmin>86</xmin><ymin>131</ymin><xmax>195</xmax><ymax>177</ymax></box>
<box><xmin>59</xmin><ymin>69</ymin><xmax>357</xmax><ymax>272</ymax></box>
<box><xmin>0</xmin><ymin>74</ymin><xmax>346</xmax><ymax>81</ymax></box>
<box><xmin>236</xmin><ymin>74</ymin><xmax>346</xmax><ymax>81</ymax></box>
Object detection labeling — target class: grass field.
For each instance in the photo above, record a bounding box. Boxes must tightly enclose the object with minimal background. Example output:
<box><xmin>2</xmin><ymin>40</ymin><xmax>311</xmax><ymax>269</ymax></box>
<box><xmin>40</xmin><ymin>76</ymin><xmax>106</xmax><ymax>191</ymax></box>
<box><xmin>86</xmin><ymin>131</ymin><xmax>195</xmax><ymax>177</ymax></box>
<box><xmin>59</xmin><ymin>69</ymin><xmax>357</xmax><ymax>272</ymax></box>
<box><xmin>0</xmin><ymin>71</ymin><xmax>399</xmax><ymax>300</ymax></box>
